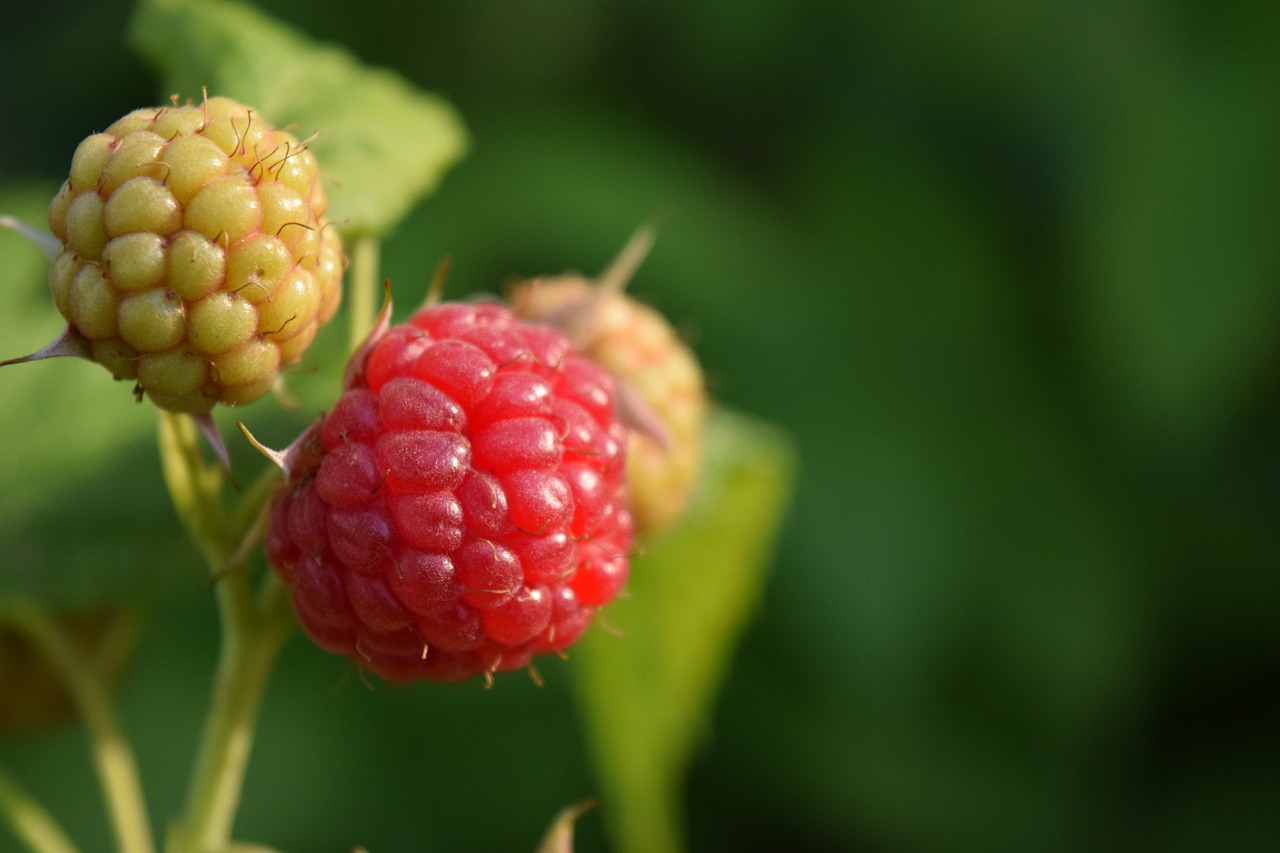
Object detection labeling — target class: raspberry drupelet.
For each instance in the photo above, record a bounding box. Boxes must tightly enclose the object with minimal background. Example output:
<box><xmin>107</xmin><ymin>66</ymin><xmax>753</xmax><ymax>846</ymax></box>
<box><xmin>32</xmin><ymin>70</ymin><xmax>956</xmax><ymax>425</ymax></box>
<box><xmin>5</xmin><ymin>94</ymin><xmax>343</xmax><ymax>414</ymax></box>
<box><xmin>262</xmin><ymin>298</ymin><xmax>634</xmax><ymax>684</ymax></box>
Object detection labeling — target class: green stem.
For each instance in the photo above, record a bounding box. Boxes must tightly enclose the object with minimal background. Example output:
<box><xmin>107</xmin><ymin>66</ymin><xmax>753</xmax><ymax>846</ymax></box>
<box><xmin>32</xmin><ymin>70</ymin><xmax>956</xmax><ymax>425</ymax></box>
<box><xmin>166</xmin><ymin>506</ymin><xmax>293</xmax><ymax>853</ymax></box>
<box><xmin>0</xmin><ymin>764</ymin><xmax>83</xmax><ymax>853</ymax></box>
<box><xmin>162</xmin><ymin>233</ymin><xmax>382</xmax><ymax>853</ymax></box>
<box><xmin>158</xmin><ymin>407</ymin><xmax>296</xmax><ymax>853</ymax></box>
<box><xmin>348</xmin><ymin>234</ymin><xmax>380</xmax><ymax>352</ymax></box>
<box><xmin>156</xmin><ymin>412</ymin><xmax>227</xmax><ymax>571</ymax></box>
<box><xmin>172</xmin><ymin>574</ymin><xmax>292</xmax><ymax>853</ymax></box>
<box><xmin>1</xmin><ymin>602</ymin><xmax>154</xmax><ymax>853</ymax></box>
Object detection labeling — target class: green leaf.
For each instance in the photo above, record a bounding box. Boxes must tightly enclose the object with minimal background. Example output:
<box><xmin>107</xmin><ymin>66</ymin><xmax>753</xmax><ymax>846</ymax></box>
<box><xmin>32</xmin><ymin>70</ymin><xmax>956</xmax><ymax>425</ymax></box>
<box><xmin>570</xmin><ymin>407</ymin><xmax>795</xmax><ymax>853</ymax></box>
<box><xmin>128</xmin><ymin>0</ymin><xmax>468</xmax><ymax>237</ymax></box>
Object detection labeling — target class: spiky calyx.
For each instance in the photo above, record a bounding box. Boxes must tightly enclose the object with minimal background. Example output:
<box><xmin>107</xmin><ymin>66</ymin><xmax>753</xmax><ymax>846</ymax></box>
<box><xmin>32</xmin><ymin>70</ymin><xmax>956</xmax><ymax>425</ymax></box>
<box><xmin>262</xmin><ymin>298</ymin><xmax>634</xmax><ymax>684</ymax></box>
<box><xmin>510</xmin><ymin>233</ymin><xmax>706</xmax><ymax>538</ymax></box>
<box><xmin>33</xmin><ymin>95</ymin><xmax>342</xmax><ymax>413</ymax></box>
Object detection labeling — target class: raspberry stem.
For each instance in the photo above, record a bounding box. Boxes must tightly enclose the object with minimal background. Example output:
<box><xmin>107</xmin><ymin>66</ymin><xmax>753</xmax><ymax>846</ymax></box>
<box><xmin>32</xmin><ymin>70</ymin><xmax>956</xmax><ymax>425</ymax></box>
<box><xmin>171</xmin><ymin>574</ymin><xmax>292</xmax><ymax>853</ymax></box>
<box><xmin>0</xmin><ymin>764</ymin><xmax>83</xmax><ymax>853</ymax></box>
<box><xmin>157</xmin><ymin>413</ymin><xmax>296</xmax><ymax>853</ymax></box>
<box><xmin>348</xmin><ymin>235</ymin><xmax>381</xmax><ymax>353</ymax></box>
<box><xmin>0</xmin><ymin>601</ymin><xmax>154</xmax><ymax>853</ymax></box>
<box><xmin>157</xmin><ymin>413</ymin><xmax>229</xmax><ymax>570</ymax></box>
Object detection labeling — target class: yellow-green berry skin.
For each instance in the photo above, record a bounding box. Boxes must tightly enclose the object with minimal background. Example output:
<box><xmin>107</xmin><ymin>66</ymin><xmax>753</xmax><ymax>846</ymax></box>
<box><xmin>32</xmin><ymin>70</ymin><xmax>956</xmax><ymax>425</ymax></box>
<box><xmin>44</xmin><ymin>96</ymin><xmax>343</xmax><ymax>412</ymax></box>
<box><xmin>513</xmin><ymin>276</ymin><xmax>706</xmax><ymax>538</ymax></box>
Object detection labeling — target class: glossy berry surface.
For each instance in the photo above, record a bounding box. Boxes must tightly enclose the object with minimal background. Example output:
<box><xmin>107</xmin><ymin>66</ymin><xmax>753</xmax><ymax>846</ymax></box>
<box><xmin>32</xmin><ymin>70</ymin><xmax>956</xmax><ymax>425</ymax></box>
<box><xmin>513</xmin><ymin>275</ymin><xmax>705</xmax><ymax>538</ymax></box>
<box><xmin>44</xmin><ymin>96</ymin><xmax>342</xmax><ymax>412</ymax></box>
<box><xmin>265</xmin><ymin>301</ymin><xmax>633</xmax><ymax>683</ymax></box>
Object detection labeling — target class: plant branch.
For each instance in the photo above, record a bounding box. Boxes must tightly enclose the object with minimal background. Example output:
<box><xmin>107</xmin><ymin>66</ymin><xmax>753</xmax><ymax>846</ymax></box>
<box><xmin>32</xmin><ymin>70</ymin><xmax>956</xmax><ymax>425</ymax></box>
<box><xmin>170</xmin><ymin>541</ymin><xmax>292</xmax><ymax>853</ymax></box>
<box><xmin>348</xmin><ymin>234</ymin><xmax>381</xmax><ymax>352</ymax></box>
<box><xmin>157</xmin><ymin>412</ymin><xmax>228</xmax><ymax>571</ymax></box>
<box><xmin>0</xmin><ymin>602</ymin><xmax>154</xmax><ymax>853</ymax></box>
<box><xmin>0</xmin><ymin>764</ymin><xmax>82</xmax><ymax>853</ymax></box>
<box><xmin>172</xmin><ymin>597</ymin><xmax>291</xmax><ymax>853</ymax></box>
<box><xmin>160</xmin><ymin>411</ymin><xmax>296</xmax><ymax>853</ymax></box>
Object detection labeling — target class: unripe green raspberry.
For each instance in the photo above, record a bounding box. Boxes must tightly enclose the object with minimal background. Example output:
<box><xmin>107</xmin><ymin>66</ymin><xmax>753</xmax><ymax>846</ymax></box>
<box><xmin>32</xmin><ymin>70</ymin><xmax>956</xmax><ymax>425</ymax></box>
<box><xmin>511</xmin><ymin>232</ymin><xmax>706</xmax><ymax>538</ymax></box>
<box><xmin>40</xmin><ymin>96</ymin><xmax>343</xmax><ymax>413</ymax></box>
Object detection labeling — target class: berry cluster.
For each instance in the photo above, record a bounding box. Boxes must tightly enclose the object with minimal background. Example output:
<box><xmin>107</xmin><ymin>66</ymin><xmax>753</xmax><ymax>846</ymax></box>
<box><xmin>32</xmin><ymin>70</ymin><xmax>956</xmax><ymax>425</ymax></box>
<box><xmin>43</xmin><ymin>96</ymin><xmax>342</xmax><ymax>412</ymax></box>
<box><xmin>264</xmin><ymin>301</ymin><xmax>634</xmax><ymax>683</ymax></box>
<box><xmin>5</xmin><ymin>97</ymin><xmax>707</xmax><ymax>687</ymax></box>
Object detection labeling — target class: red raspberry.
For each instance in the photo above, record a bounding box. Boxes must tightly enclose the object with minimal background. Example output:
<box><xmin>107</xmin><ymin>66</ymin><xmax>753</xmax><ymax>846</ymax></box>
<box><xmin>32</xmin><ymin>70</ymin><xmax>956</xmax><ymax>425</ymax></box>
<box><xmin>263</xmin><ymin>300</ymin><xmax>633</xmax><ymax>684</ymax></box>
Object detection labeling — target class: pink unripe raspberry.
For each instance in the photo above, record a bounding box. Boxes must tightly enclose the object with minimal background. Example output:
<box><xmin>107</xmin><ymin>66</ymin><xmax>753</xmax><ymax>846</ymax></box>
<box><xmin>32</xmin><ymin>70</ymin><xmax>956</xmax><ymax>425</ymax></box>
<box><xmin>35</xmin><ymin>95</ymin><xmax>343</xmax><ymax>413</ymax></box>
<box><xmin>263</xmin><ymin>300</ymin><xmax>633</xmax><ymax>684</ymax></box>
<box><xmin>511</xmin><ymin>231</ymin><xmax>706</xmax><ymax>538</ymax></box>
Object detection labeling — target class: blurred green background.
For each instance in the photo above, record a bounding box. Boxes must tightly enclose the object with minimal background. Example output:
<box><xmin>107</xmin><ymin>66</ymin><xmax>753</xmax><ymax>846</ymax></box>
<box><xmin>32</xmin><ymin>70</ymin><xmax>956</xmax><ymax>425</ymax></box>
<box><xmin>3</xmin><ymin>0</ymin><xmax>1280</xmax><ymax>851</ymax></box>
